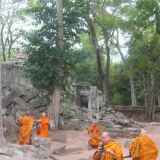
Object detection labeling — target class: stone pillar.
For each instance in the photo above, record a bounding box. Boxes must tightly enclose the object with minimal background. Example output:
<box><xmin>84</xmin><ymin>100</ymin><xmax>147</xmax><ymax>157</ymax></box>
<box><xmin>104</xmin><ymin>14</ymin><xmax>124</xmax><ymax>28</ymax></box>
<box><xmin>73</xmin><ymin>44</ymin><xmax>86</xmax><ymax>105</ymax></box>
<box><xmin>0</xmin><ymin>63</ymin><xmax>5</xmax><ymax>145</ymax></box>
<box><xmin>90</xmin><ymin>86</ymin><xmax>97</xmax><ymax>111</ymax></box>
<box><xmin>96</xmin><ymin>91</ymin><xmax>100</xmax><ymax>112</ymax></box>
<box><xmin>88</xmin><ymin>90</ymin><xmax>91</xmax><ymax>110</ymax></box>
<box><xmin>88</xmin><ymin>87</ymin><xmax>92</xmax><ymax>120</ymax></box>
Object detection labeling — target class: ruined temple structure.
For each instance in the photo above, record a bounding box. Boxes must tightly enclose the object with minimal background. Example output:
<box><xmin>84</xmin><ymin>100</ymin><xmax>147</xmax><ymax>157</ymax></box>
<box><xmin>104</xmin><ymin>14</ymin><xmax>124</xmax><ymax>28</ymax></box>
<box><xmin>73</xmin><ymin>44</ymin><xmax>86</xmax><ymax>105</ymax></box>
<box><xmin>73</xmin><ymin>82</ymin><xmax>104</xmax><ymax>112</ymax></box>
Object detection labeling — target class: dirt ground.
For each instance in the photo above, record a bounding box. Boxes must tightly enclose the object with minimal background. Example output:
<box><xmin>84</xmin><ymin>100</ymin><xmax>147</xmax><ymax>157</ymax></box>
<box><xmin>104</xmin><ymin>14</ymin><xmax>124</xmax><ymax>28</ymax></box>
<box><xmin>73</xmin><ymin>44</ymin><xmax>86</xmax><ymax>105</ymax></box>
<box><xmin>53</xmin><ymin>123</ymin><xmax>160</xmax><ymax>160</ymax></box>
<box><xmin>0</xmin><ymin>122</ymin><xmax>160</xmax><ymax>160</ymax></box>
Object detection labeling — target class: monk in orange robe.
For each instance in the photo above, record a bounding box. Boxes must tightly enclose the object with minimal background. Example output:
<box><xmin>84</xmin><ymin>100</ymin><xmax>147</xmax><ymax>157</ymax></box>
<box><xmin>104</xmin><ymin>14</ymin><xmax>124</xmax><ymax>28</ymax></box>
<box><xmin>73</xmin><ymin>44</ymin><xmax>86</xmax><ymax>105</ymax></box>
<box><xmin>36</xmin><ymin>112</ymin><xmax>50</xmax><ymax>138</ymax></box>
<box><xmin>87</xmin><ymin>121</ymin><xmax>101</xmax><ymax>149</ymax></box>
<box><xmin>18</xmin><ymin>111</ymin><xmax>34</xmax><ymax>144</ymax></box>
<box><xmin>129</xmin><ymin>129</ymin><xmax>158</xmax><ymax>160</ymax></box>
<box><xmin>93</xmin><ymin>132</ymin><xmax>124</xmax><ymax>160</ymax></box>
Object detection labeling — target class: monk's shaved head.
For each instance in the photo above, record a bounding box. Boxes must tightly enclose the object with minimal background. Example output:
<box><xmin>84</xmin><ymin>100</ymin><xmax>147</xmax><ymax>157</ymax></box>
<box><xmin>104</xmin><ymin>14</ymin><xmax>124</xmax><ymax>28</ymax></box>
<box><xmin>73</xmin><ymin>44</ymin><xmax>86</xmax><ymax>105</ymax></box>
<box><xmin>140</xmin><ymin>129</ymin><xmax>147</xmax><ymax>135</ymax></box>
<box><xmin>102</xmin><ymin>132</ymin><xmax>109</xmax><ymax>137</ymax></box>
<box><xmin>101</xmin><ymin>132</ymin><xmax>111</xmax><ymax>144</ymax></box>
<box><xmin>42</xmin><ymin>112</ymin><xmax>47</xmax><ymax>117</ymax></box>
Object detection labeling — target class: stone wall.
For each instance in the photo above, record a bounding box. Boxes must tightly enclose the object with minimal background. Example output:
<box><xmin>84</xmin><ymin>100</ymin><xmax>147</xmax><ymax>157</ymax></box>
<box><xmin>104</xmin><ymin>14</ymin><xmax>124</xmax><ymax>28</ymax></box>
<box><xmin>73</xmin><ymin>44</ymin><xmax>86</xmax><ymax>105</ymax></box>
<box><xmin>112</xmin><ymin>106</ymin><xmax>160</xmax><ymax>121</ymax></box>
<box><xmin>1</xmin><ymin>62</ymin><xmax>32</xmax><ymax>88</ymax></box>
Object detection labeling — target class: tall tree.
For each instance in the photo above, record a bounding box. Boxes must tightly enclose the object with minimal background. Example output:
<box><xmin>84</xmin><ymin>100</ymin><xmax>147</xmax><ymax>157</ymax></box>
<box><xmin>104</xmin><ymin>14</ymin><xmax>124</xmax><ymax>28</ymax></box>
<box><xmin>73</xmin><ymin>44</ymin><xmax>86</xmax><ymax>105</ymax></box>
<box><xmin>0</xmin><ymin>0</ymin><xmax>21</xmax><ymax>61</ymax></box>
<box><xmin>114</xmin><ymin>30</ymin><xmax>137</xmax><ymax>106</ymax></box>
<box><xmin>124</xmin><ymin>2</ymin><xmax>160</xmax><ymax>120</ymax></box>
<box><xmin>0</xmin><ymin>0</ymin><xmax>5</xmax><ymax>145</ymax></box>
<box><xmin>48</xmin><ymin>0</ymin><xmax>64</xmax><ymax>128</ymax></box>
<box><xmin>75</xmin><ymin>0</ymin><xmax>126</xmax><ymax>108</ymax></box>
<box><xmin>23</xmin><ymin>0</ymin><xmax>83</xmax><ymax>128</ymax></box>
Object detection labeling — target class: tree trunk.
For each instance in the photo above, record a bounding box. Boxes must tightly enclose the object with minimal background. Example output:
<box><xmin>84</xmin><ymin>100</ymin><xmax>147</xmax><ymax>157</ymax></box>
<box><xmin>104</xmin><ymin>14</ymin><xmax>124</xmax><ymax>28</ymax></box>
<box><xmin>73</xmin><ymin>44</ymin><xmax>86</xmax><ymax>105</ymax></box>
<box><xmin>0</xmin><ymin>63</ymin><xmax>5</xmax><ymax>145</ymax></box>
<box><xmin>48</xmin><ymin>0</ymin><xmax>64</xmax><ymax>128</ymax></box>
<box><xmin>0</xmin><ymin>0</ymin><xmax>6</xmax><ymax>145</ymax></box>
<box><xmin>56</xmin><ymin>0</ymin><xmax>64</xmax><ymax>49</ymax></box>
<box><xmin>129</xmin><ymin>75</ymin><xmax>137</xmax><ymax>106</ymax></box>
<box><xmin>116</xmin><ymin>30</ymin><xmax>137</xmax><ymax>106</ymax></box>
<box><xmin>145</xmin><ymin>72</ymin><xmax>157</xmax><ymax>121</ymax></box>
<box><xmin>0</xmin><ymin>24</ymin><xmax>6</xmax><ymax>62</ymax></box>
<box><xmin>103</xmin><ymin>33</ymin><xmax>110</xmax><ymax>108</ymax></box>
<box><xmin>48</xmin><ymin>88</ymin><xmax>61</xmax><ymax>128</ymax></box>
<box><xmin>157</xmin><ymin>90</ymin><xmax>160</xmax><ymax>108</ymax></box>
<box><xmin>84</xmin><ymin>10</ymin><xmax>111</xmax><ymax>108</ymax></box>
<box><xmin>155</xmin><ymin>3</ymin><xmax>160</xmax><ymax>34</ymax></box>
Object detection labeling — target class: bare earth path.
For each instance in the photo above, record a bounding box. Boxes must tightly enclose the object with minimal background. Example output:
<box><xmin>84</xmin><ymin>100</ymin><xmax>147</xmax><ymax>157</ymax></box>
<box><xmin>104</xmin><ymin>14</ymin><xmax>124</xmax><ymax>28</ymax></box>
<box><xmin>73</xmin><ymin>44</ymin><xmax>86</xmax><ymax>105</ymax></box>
<box><xmin>54</xmin><ymin>123</ymin><xmax>160</xmax><ymax>160</ymax></box>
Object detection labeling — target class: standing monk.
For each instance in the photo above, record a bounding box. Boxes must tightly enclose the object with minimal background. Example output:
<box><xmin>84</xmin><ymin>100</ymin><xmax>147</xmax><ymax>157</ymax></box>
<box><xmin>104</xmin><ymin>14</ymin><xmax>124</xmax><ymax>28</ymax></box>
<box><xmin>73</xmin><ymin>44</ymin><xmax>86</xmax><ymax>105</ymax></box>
<box><xmin>87</xmin><ymin>120</ymin><xmax>101</xmax><ymax>149</ymax></box>
<box><xmin>18</xmin><ymin>111</ymin><xmax>34</xmax><ymax>144</ymax></box>
<box><xmin>36</xmin><ymin>112</ymin><xmax>50</xmax><ymax>138</ymax></box>
<box><xmin>93</xmin><ymin>132</ymin><xmax>124</xmax><ymax>160</ymax></box>
<box><xmin>129</xmin><ymin>129</ymin><xmax>158</xmax><ymax>160</ymax></box>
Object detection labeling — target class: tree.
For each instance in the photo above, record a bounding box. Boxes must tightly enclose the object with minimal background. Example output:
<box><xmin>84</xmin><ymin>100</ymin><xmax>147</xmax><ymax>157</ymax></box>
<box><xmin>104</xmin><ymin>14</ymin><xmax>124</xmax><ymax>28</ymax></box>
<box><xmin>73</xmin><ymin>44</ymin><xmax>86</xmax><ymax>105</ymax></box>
<box><xmin>113</xmin><ymin>29</ymin><xmax>137</xmax><ymax>106</ymax></box>
<box><xmin>48</xmin><ymin>0</ymin><xmax>64</xmax><ymax>128</ymax></box>
<box><xmin>0</xmin><ymin>0</ymin><xmax>5</xmax><ymax>145</ymax></box>
<box><xmin>72</xmin><ymin>34</ymin><xmax>103</xmax><ymax>89</ymax></box>
<box><xmin>23</xmin><ymin>0</ymin><xmax>83</xmax><ymax>128</ymax></box>
<box><xmin>0</xmin><ymin>0</ymin><xmax>21</xmax><ymax>61</ymax></box>
<box><xmin>124</xmin><ymin>0</ymin><xmax>160</xmax><ymax>120</ymax></box>
<box><xmin>74</xmin><ymin>0</ymin><xmax>126</xmax><ymax>108</ymax></box>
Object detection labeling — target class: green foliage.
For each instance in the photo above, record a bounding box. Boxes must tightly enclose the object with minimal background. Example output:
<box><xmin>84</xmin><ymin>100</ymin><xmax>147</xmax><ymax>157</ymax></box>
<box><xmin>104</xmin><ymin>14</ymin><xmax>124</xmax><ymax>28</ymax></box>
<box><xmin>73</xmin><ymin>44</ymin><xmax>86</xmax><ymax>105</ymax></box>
<box><xmin>23</xmin><ymin>0</ymin><xmax>84</xmax><ymax>95</ymax></box>
<box><xmin>110</xmin><ymin>63</ymin><xmax>131</xmax><ymax>105</ymax></box>
<box><xmin>72</xmin><ymin>34</ymin><xmax>103</xmax><ymax>89</ymax></box>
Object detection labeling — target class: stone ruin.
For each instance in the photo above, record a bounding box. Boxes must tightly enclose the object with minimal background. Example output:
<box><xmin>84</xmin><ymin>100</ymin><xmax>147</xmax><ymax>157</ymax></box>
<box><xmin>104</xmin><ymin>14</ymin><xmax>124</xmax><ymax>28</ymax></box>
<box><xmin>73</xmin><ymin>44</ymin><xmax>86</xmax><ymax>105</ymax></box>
<box><xmin>62</xmin><ymin>82</ymin><xmax>142</xmax><ymax>138</ymax></box>
<box><xmin>0</xmin><ymin>62</ymin><xmax>141</xmax><ymax>143</ymax></box>
<box><xmin>0</xmin><ymin>62</ymin><xmax>144</xmax><ymax>160</ymax></box>
<box><xmin>73</xmin><ymin>83</ymin><xmax>103</xmax><ymax>112</ymax></box>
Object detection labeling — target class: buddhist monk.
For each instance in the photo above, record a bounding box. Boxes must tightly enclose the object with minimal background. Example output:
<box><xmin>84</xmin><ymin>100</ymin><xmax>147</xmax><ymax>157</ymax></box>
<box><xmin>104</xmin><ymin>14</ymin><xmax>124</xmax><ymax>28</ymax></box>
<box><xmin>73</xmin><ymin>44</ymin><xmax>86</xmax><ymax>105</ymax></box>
<box><xmin>18</xmin><ymin>111</ymin><xmax>34</xmax><ymax>144</ymax></box>
<box><xmin>93</xmin><ymin>132</ymin><xmax>124</xmax><ymax>160</ymax></box>
<box><xmin>129</xmin><ymin>129</ymin><xmax>158</xmax><ymax>160</ymax></box>
<box><xmin>87</xmin><ymin>120</ymin><xmax>101</xmax><ymax>149</ymax></box>
<box><xmin>36</xmin><ymin>112</ymin><xmax>50</xmax><ymax>138</ymax></box>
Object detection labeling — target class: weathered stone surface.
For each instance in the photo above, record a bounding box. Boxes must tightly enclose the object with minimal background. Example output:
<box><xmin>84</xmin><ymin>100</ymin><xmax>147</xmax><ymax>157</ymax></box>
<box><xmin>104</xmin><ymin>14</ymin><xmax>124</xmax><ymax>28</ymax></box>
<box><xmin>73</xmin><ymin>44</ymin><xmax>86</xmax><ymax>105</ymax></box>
<box><xmin>3</xmin><ymin>115</ymin><xmax>18</xmax><ymax>143</ymax></box>
<box><xmin>2</xmin><ymin>86</ymin><xmax>25</xmax><ymax>108</ymax></box>
<box><xmin>11</xmin><ymin>98</ymin><xmax>40</xmax><ymax>118</ymax></box>
<box><xmin>21</xmin><ymin>89</ymin><xmax>38</xmax><ymax>102</ymax></box>
<box><xmin>28</xmin><ymin>98</ymin><xmax>41</xmax><ymax>109</ymax></box>
<box><xmin>32</xmin><ymin>136</ymin><xmax>51</xmax><ymax>159</ymax></box>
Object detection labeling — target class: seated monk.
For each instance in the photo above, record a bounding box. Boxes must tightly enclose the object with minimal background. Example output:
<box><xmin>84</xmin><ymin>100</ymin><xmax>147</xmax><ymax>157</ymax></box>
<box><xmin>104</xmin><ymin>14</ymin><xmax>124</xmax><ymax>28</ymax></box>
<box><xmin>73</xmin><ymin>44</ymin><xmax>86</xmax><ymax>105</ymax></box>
<box><xmin>18</xmin><ymin>111</ymin><xmax>34</xmax><ymax>144</ymax></box>
<box><xmin>87</xmin><ymin>120</ymin><xmax>101</xmax><ymax>149</ymax></box>
<box><xmin>36</xmin><ymin>112</ymin><xmax>50</xmax><ymax>138</ymax></box>
<box><xmin>129</xmin><ymin>129</ymin><xmax>158</xmax><ymax>160</ymax></box>
<box><xmin>93</xmin><ymin>132</ymin><xmax>124</xmax><ymax>160</ymax></box>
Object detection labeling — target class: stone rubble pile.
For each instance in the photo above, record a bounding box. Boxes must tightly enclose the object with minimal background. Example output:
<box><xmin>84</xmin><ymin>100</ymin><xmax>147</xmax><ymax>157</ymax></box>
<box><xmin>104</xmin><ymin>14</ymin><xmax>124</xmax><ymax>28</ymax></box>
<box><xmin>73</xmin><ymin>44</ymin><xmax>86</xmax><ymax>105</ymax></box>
<box><xmin>32</xmin><ymin>136</ymin><xmax>51</xmax><ymax>159</ymax></box>
<box><xmin>62</xmin><ymin>105</ymin><xmax>141</xmax><ymax>138</ymax></box>
<box><xmin>63</xmin><ymin>105</ymin><xmax>138</xmax><ymax>128</ymax></box>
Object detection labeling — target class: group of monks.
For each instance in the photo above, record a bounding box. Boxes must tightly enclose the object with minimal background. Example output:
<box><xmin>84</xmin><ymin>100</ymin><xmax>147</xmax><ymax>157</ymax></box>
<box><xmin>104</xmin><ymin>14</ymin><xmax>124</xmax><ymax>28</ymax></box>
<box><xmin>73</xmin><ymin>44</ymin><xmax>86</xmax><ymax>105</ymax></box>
<box><xmin>87</xmin><ymin>121</ymin><xmax>158</xmax><ymax>160</ymax></box>
<box><xmin>18</xmin><ymin>113</ymin><xmax>158</xmax><ymax>160</ymax></box>
<box><xmin>18</xmin><ymin>111</ymin><xmax>50</xmax><ymax>144</ymax></box>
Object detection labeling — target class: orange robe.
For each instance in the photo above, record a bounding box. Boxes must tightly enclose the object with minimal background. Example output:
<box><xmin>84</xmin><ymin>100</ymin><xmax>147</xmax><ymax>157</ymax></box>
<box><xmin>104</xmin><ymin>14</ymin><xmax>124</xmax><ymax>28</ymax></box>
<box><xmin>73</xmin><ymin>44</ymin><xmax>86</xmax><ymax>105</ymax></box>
<box><xmin>88</xmin><ymin>123</ymin><xmax>101</xmax><ymax>148</ymax></box>
<box><xmin>129</xmin><ymin>135</ymin><xmax>158</xmax><ymax>160</ymax></box>
<box><xmin>93</xmin><ymin>140</ymin><xmax>124</xmax><ymax>160</ymax></box>
<box><xmin>37</xmin><ymin>117</ymin><xmax>49</xmax><ymax>138</ymax></box>
<box><xmin>19</xmin><ymin>115</ymin><xmax>34</xmax><ymax>144</ymax></box>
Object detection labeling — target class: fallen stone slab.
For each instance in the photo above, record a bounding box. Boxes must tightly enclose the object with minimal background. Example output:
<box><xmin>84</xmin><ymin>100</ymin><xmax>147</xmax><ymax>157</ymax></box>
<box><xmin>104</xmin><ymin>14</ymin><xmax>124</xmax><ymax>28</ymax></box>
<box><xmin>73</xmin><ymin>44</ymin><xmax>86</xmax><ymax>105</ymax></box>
<box><xmin>21</xmin><ymin>89</ymin><xmax>38</xmax><ymax>102</ymax></box>
<box><xmin>2</xmin><ymin>86</ymin><xmax>25</xmax><ymax>108</ymax></box>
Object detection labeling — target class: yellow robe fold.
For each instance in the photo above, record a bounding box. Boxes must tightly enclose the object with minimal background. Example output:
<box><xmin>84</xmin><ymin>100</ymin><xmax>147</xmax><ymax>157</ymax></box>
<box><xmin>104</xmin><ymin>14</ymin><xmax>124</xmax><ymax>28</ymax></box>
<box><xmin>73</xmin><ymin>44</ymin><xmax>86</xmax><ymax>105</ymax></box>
<box><xmin>19</xmin><ymin>115</ymin><xmax>34</xmax><ymax>144</ymax></box>
<box><xmin>93</xmin><ymin>140</ymin><xmax>124</xmax><ymax>160</ymax></box>
<box><xmin>129</xmin><ymin>135</ymin><xmax>158</xmax><ymax>160</ymax></box>
<box><xmin>88</xmin><ymin>123</ymin><xmax>101</xmax><ymax>148</ymax></box>
<box><xmin>37</xmin><ymin>117</ymin><xmax>50</xmax><ymax>138</ymax></box>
